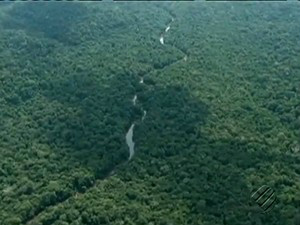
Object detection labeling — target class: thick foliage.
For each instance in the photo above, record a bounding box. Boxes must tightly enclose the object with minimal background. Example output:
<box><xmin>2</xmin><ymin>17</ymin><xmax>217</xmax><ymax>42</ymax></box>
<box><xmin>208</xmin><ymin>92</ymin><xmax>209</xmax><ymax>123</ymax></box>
<box><xmin>0</xmin><ymin>2</ymin><xmax>299</xmax><ymax>225</ymax></box>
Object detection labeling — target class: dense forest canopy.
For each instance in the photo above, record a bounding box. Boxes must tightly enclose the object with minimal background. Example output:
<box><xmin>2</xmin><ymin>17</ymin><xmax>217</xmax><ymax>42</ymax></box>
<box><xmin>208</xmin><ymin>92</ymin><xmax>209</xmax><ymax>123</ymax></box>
<box><xmin>0</xmin><ymin>2</ymin><xmax>299</xmax><ymax>225</ymax></box>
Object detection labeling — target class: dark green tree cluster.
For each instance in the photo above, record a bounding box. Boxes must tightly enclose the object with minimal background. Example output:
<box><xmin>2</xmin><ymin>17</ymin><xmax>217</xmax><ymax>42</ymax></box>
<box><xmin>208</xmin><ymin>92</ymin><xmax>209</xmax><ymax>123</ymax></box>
<box><xmin>0</xmin><ymin>2</ymin><xmax>299</xmax><ymax>225</ymax></box>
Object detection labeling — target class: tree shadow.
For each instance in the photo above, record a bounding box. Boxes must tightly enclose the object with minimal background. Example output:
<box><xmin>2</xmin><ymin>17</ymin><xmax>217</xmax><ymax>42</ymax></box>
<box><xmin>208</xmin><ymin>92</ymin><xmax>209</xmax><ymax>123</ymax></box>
<box><xmin>1</xmin><ymin>3</ymin><xmax>298</xmax><ymax>224</ymax></box>
<box><xmin>21</xmin><ymin>65</ymin><xmax>297</xmax><ymax>224</ymax></box>
<box><xmin>36</xmin><ymin>63</ymin><xmax>210</xmax><ymax>176</ymax></box>
<box><xmin>3</xmin><ymin>41</ymin><xmax>294</xmax><ymax>225</ymax></box>
<box><xmin>113</xmin><ymin>78</ymin><xmax>295</xmax><ymax>224</ymax></box>
<box><xmin>36</xmin><ymin>68</ymin><xmax>142</xmax><ymax>179</ymax></box>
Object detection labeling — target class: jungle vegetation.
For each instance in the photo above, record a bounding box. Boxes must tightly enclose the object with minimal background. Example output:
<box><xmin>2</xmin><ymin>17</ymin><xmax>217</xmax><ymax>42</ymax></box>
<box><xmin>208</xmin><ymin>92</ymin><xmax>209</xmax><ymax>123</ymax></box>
<box><xmin>0</xmin><ymin>2</ymin><xmax>299</xmax><ymax>225</ymax></box>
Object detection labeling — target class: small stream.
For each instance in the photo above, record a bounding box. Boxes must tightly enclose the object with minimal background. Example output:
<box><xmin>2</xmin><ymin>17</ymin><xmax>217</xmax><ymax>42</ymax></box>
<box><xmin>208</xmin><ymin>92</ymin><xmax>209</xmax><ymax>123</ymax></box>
<box><xmin>132</xmin><ymin>95</ymin><xmax>137</xmax><ymax>106</ymax></box>
<box><xmin>125</xmin><ymin>17</ymin><xmax>176</xmax><ymax>161</ymax></box>
<box><xmin>126</xmin><ymin>124</ymin><xmax>135</xmax><ymax>161</ymax></box>
<box><xmin>160</xmin><ymin>18</ymin><xmax>174</xmax><ymax>45</ymax></box>
<box><xmin>139</xmin><ymin>77</ymin><xmax>144</xmax><ymax>84</ymax></box>
<box><xmin>142</xmin><ymin>110</ymin><xmax>147</xmax><ymax>121</ymax></box>
<box><xmin>160</xmin><ymin>36</ymin><xmax>164</xmax><ymax>45</ymax></box>
<box><xmin>24</xmin><ymin>14</ymin><xmax>185</xmax><ymax>224</ymax></box>
<box><xmin>165</xmin><ymin>25</ymin><xmax>170</xmax><ymax>33</ymax></box>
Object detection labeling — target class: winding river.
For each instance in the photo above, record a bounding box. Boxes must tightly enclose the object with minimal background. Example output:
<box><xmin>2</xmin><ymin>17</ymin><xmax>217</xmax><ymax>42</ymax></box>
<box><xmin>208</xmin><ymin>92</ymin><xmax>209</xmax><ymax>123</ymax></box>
<box><xmin>126</xmin><ymin>124</ymin><xmax>135</xmax><ymax>160</ymax></box>
<box><xmin>125</xmin><ymin>18</ymin><xmax>175</xmax><ymax>161</ymax></box>
<box><xmin>160</xmin><ymin>18</ymin><xmax>174</xmax><ymax>45</ymax></box>
<box><xmin>24</xmin><ymin>15</ymin><xmax>186</xmax><ymax>225</ymax></box>
<box><xmin>160</xmin><ymin>36</ymin><xmax>164</xmax><ymax>45</ymax></box>
<box><xmin>139</xmin><ymin>77</ymin><xmax>144</xmax><ymax>84</ymax></box>
<box><xmin>132</xmin><ymin>95</ymin><xmax>137</xmax><ymax>106</ymax></box>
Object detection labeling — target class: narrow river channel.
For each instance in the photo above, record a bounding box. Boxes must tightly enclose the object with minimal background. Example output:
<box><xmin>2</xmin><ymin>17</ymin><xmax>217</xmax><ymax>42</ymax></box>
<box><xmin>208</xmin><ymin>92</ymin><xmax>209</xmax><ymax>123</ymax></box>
<box><xmin>125</xmin><ymin>18</ymin><xmax>175</xmax><ymax>161</ymax></box>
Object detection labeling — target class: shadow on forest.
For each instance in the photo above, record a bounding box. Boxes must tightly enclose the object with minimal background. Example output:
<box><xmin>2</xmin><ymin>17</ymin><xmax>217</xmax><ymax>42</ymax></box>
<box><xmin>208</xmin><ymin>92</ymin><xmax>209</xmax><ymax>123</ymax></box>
<box><xmin>30</xmin><ymin>57</ymin><xmax>284</xmax><ymax>224</ymax></box>
<box><xmin>3</xmin><ymin>2</ymin><xmax>87</xmax><ymax>45</ymax></box>
<box><xmin>116</xmin><ymin>81</ymin><xmax>292</xmax><ymax>224</ymax></box>
<box><xmin>2</xmin><ymin>4</ymin><xmax>299</xmax><ymax>225</ymax></box>
<box><xmin>16</xmin><ymin>60</ymin><xmax>214</xmax><ymax>224</ymax></box>
<box><xmin>38</xmin><ymin>68</ymin><xmax>211</xmax><ymax>178</ymax></box>
<box><xmin>38</xmin><ymin>70</ymin><xmax>140</xmax><ymax>179</ymax></box>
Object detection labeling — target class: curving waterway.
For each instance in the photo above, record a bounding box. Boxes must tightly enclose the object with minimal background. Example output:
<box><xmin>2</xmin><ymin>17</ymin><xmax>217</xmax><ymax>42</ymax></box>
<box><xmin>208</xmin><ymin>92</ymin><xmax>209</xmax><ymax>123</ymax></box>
<box><xmin>160</xmin><ymin>36</ymin><xmax>164</xmax><ymax>45</ymax></box>
<box><xmin>125</xmin><ymin>18</ymin><xmax>175</xmax><ymax>161</ymax></box>
<box><xmin>25</xmin><ymin>15</ymin><xmax>187</xmax><ymax>225</ymax></box>
<box><xmin>159</xmin><ymin>18</ymin><xmax>174</xmax><ymax>45</ymax></box>
<box><xmin>126</xmin><ymin>124</ymin><xmax>135</xmax><ymax>160</ymax></box>
<box><xmin>142</xmin><ymin>110</ymin><xmax>147</xmax><ymax>121</ymax></box>
<box><xmin>139</xmin><ymin>77</ymin><xmax>144</xmax><ymax>84</ymax></box>
<box><xmin>132</xmin><ymin>94</ymin><xmax>137</xmax><ymax>106</ymax></box>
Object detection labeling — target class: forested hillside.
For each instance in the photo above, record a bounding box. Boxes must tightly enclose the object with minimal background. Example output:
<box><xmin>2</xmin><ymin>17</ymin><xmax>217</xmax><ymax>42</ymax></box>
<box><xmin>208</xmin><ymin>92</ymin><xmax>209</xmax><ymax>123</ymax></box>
<box><xmin>0</xmin><ymin>2</ymin><xmax>299</xmax><ymax>225</ymax></box>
